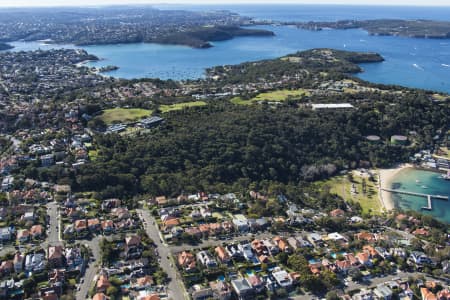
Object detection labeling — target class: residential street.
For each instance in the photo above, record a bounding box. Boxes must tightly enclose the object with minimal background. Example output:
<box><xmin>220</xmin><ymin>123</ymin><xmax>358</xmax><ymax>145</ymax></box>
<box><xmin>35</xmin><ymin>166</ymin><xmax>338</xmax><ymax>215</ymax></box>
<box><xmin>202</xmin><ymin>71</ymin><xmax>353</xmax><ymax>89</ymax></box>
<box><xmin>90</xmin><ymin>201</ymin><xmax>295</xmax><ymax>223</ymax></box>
<box><xmin>76</xmin><ymin>236</ymin><xmax>101</xmax><ymax>300</ymax></box>
<box><xmin>46</xmin><ymin>201</ymin><xmax>63</xmax><ymax>246</ymax></box>
<box><xmin>137</xmin><ymin>208</ymin><xmax>187</xmax><ymax>300</ymax></box>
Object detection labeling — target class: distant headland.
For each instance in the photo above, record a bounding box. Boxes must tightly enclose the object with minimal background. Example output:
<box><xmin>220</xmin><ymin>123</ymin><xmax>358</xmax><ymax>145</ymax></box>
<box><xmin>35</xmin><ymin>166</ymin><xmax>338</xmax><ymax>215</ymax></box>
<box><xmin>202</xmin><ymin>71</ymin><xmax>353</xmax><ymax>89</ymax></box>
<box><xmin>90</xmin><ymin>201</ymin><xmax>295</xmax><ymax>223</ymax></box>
<box><xmin>0</xmin><ymin>43</ymin><xmax>13</xmax><ymax>51</ymax></box>
<box><xmin>274</xmin><ymin>19</ymin><xmax>450</xmax><ymax>39</ymax></box>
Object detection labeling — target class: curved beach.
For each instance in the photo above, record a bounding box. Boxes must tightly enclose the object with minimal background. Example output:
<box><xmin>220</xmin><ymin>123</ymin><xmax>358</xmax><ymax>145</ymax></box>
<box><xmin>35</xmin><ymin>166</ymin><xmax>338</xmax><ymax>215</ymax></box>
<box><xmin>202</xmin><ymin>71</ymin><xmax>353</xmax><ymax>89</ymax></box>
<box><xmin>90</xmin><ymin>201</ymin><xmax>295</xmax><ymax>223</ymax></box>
<box><xmin>378</xmin><ymin>163</ymin><xmax>413</xmax><ymax>211</ymax></box>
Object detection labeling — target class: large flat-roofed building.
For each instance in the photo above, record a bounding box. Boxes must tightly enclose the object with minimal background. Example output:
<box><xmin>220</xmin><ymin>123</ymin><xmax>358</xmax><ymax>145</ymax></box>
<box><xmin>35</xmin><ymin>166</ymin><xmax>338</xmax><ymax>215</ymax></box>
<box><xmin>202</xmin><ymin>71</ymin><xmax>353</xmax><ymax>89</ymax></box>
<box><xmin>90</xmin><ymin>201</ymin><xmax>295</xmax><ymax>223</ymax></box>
<box><xmin>311</xmin><ymin>103</ymin><xmax>354</xmax><ymax>110</ymax></box>
<box><xmin>139</xmin><ymin>116</ymin><xmax>164</xmax><ymax>129</ymax></box>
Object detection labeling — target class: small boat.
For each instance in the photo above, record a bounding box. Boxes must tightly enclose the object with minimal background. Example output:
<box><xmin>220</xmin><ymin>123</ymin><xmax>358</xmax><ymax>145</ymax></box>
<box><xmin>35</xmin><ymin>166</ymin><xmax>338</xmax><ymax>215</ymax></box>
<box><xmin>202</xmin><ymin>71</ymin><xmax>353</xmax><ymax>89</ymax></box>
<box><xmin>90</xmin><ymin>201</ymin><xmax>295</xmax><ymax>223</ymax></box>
<box><xmin>441</xmin><ymin>171</ymin><xmax>450</xmax><ymax>180</ymax></box>
<box><xmin>421</xmin><ymin>185</ymin><xmax>428</xmax><ymax>189</ymax></box>
<box><xmin>415</xmin><ymin>179</ymin><xmax>420</xmax><ymax>184</ymax></box>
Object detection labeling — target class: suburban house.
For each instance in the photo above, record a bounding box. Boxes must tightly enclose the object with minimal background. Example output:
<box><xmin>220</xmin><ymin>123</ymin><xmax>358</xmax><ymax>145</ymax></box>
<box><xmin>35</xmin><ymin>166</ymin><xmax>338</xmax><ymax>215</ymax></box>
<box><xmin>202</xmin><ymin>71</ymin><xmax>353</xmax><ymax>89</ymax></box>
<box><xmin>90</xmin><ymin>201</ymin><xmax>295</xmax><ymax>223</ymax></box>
<box><xmin>231</xmin><ymin>277</ymin><xmax>254</xmax><ymax>300</ymax></box>
<box><xmin>196</xmin><ymin>251</ymin><xmax>217</xmax><ymax>269</ymax></box>
<box><xmin>272</xmin><ymin>267</ymin><xmax>293</xmax><ymax>288</ymax></box>
<box><xmin>48</xmin><ymin>245</ymin><xmax>64</xmax><ymax>268</ymax></box>
<box><xmin>178</xmin><ymin>251</ymin><xmax>196</xmax><ymax>272</ymax></box>
<box><xmin>215</xmin><ymin>246</ymin><xmax>231</xmax><ymax>264</ymax></box>
<box><xmin>96</xmin><ymin>274</ymin><xmax>111</xmax><ymax>293</ymax></box>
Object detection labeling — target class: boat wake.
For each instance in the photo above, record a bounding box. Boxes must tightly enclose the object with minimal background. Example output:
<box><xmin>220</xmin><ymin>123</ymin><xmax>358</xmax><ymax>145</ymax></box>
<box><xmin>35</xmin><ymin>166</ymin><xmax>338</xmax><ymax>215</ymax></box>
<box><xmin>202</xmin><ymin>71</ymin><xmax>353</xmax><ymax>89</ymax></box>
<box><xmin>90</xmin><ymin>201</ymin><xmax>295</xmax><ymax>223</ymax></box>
<box><xmin>412</xmin><ymin>63</ymin><xmax>424</xmax><ymax>70</ymax></box>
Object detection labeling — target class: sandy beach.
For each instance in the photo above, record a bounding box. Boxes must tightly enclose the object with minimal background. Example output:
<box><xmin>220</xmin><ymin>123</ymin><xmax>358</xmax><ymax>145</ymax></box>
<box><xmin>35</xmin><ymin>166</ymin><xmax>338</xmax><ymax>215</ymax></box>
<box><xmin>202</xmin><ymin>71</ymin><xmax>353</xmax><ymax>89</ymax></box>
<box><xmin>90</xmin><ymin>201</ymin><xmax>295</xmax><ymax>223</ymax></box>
<box><xmin>377</xmin><ymin>163</ymin><xmax>413</xmax><ymax>211</ymax></box>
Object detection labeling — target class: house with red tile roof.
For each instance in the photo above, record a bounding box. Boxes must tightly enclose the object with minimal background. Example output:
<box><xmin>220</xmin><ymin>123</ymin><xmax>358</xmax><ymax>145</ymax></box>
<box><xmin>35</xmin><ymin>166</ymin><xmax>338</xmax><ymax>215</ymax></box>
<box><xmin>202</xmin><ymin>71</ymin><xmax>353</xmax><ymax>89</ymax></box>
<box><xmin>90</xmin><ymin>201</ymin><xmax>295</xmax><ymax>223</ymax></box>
<box><xmin>30</xmin><ymin>224</ymin><xmax>43</xmax><ymax>238</ymax></box>
<box><xmin>0</xmin><ymin>260</ymin><xmax>13</xmax><ymax>275</ymax></box>
<box><xmin>74</xmin><ymin>219</ymin><xmax>87</xmax><ymax>232</ymax></box>
<box><xmin>355</xmin><ymin>232</ymin><xmax>378</xmax><ymax>243</ymax></box>
<box><xmin>163</xmin><ymin>217</ymin><xmax>180</xmax><ymax>232</ymax></box>
<box><xmin>215</xmin><ymin>246</ymin><xmax>230</xmax><ymax>264</ymax></box>
<box><xmin>48</xmin><ymin>245</ymin><xmax>64</xmax><ymax>268</ymax></box>
<box><xmin>329</xmin><ymin>208</ymin><xmax>345</xmax><ymax>218</ymax></box>
<box><xmin>87</xmin><ymin>218</ymin><xmax>100</xmax><ymax>231</ymax></box>
<box><xmin>273</xmin><ymin>236</ymin><xmax>290</xmax><ymax>253</ymax></box>
<box><xmin>155</xmin><ymin>196</ymin><xmax>167</xmax><ymax>206</ymax></box>
<box><xmin>421</xmin><ymin>287</ymin><xmax>437</xmax><ymax>300</ymax></box>
<box><xmin>101</xmin><ymin>220</ymin><xmax>114</xmax><ymax>233</ymax></box>
<box><xmin>178</xmin><ymin>251</ymin><xmax>196</xmax><ymax>272</ymax></box>
<box><xmin>93</xmin><ymin>293</ymin><xmax>110</xmax><ymax>300</ymax></box>
<box><xmin>413</xmin><ymin>228</ymin><xmax>430</xmax><ymax>236</ymax></box>
<box><xmin>96</xmin><ymin>274</ymin><xmax>111</xmax><ymax>293</ymax></box>
<box><xmin>437</xmin><ymin>289</ymin><xmax>450</xmax><ymax>300</ymax></box>
<box><xmin>17</xmin><ymin>229</ymin><xmax>30</xmax><ymax>243</ymax></box>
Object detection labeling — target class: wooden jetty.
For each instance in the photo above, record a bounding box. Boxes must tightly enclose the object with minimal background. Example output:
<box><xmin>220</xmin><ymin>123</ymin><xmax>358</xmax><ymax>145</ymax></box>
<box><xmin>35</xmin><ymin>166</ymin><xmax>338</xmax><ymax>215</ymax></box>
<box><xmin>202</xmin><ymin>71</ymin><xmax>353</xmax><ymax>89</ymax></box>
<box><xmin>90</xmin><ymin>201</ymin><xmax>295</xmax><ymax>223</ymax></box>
<box><xmin>381</xmin><ymin>188</ymin><xmax>448</xmax><ymax>210</ymax></box>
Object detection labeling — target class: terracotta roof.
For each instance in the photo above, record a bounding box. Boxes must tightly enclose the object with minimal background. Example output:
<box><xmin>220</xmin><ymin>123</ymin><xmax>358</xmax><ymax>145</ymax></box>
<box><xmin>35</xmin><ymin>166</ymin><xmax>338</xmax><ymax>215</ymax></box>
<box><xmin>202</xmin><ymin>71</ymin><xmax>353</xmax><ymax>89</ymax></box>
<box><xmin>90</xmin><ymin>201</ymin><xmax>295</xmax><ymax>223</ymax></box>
<box><xmin>330</xmin><ymin>208</ymin><xmax>345</xmax><ymax>217</ymax></box>
<box><xmin>30</xmin><ymin>224</ymin><xmax>43</xmax><ymax>236</ymax></box>
<box><xmin>136</xmin><ymin>275</ymin><xmax>154</xmax><ymax>287</ymax></box>
<box><xmin>48</xmin><ymin>245</ymin><xmax>63</xmax><ymax>260</ymax></box>
<box><xmin>125</xmin><ymin>235</ymin><xmax>141</xmax><ymax>247</ymax></box>
<box><xmin>74</xmin><ymin>219</ymin><xmax>87</xmax><ymax>229</ymax></box>
<box><xmin>413</xmin><ymin>228</ymin><xmax>429</xmax><ymax>236</ymax></box>
<box><xmin>93</xmin><ymin>293</ymin><xmax>110</xmax><ymax>300</ymax></box>
<box><xmin>88</xmin><ymin>218</ymin><xmax>100</xmax><ymax>227</ymax></box>
<box><xmin>215</xmin><ymin>246</ymin><xmax>229</xmax><ymax>261</ymax></box>
<box><xmin>247</xmin><ymin>275</ymin><xmax>262</xmax><ymax>286</ymax></box>
<box><xmin>101</xmin><ymin>220</ymin><xmax>114</xmax><ymax>229</ymax></box>
<box><xmin>258</xmin><ymin>255</ymin><xmax>269</xmax><ymax>263</ymax></box>
<box><xmin>421</xmin><ymin>287</ymin><xmax>437</xmax><ymax>300</ymax></box>
<box><xmin>97</xmin><ymin>275</ymin><xmax>111</xmax><ymax>290</ymax></box>
<box><xmin>140</xmin><ymin>294</ymin><xmax>160</xmax><ymax>300</ymax></box>
<box><xmin>178</xmin><ymin>251</ymin><xmax>196</xmax><ymax>270</ymax></box>
<box><xmin>155</xmin><ymin>196</ymin><xmax>167</xmax><ymax>205</ymax></box>
<box><xmin>17</xmin><ymin>229</ymin><xmax>30</xmax><ymax>239</ymax></box>
<box><xmin>163</xmin><ymin>218</ymin><xmax>180</xmax><ymax>227</ymax></box>
<box><xmin>355</xmin><ymin>232</ymin><xmax>376</xmax><ymax>242</ymax></box>
<box><xmin>437</xmin><ymin>289</ymin><xmax>450</xmax><ymax>300</ymax></box>
<box><xmin>198</xmin><ymin>224</ymin><xmax>210</xmax><ymax>233</ymax></box>
<box><xmin>363</xmin><ymin>245</ymin><xmax>378</xmax><ymax>257</ymax></box>
<box><xmin>357</xmin><ymin>252</ymin><xmax>370</xmax><ymax>263</ymax></box>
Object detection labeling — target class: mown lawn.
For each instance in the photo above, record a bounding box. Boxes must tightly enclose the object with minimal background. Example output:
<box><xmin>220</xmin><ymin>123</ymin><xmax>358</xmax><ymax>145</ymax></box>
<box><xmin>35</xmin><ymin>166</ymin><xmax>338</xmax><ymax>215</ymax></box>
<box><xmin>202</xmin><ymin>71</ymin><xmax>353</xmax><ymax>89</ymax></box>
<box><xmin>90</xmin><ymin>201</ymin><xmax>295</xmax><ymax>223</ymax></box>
<box><xmin>159</xmin><ymin>101</ymin><xmax>207</xmax><ymax>113</ymax></box>
<box><xmin>97</xmin><ymin>108</ymin><xmax>152</xmax><ymax>124</ymax></box>
<box><xmin>321</xmin><ymin>172</ymin><xmax>381</xmax><ymax>215</ymax></box>
<box><xmin>230</xmin><ymin>89</ymin><xmax>310</xmax><ymax>105</ymax></box>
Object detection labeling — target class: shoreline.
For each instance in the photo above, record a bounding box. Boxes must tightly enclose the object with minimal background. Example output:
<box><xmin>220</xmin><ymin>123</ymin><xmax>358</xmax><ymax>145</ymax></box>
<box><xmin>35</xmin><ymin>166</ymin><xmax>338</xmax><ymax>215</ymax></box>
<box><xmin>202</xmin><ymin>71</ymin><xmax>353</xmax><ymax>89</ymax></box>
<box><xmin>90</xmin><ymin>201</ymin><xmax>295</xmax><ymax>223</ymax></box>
<box><xmin>377</xmin><ymin>163</ymin><xmax>413</xmax><ymax>211</ymax></box>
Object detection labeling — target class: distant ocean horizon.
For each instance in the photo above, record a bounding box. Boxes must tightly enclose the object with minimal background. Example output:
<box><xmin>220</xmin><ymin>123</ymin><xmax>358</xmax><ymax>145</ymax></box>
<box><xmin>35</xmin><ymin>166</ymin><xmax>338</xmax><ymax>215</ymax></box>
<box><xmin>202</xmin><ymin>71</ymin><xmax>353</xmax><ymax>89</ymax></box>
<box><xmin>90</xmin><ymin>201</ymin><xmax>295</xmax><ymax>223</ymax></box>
<box><xmin>155</xmin><ymin>4</ymin><xmax>450</xmax><ymax>22</ymax></box>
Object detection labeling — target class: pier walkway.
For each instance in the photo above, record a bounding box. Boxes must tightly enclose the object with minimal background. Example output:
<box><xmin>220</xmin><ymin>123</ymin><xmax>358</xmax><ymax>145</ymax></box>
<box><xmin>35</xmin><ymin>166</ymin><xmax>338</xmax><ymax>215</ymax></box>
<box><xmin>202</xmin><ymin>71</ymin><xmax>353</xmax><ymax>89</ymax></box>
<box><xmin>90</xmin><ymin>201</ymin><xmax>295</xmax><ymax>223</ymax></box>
<box><xmin>381</xmin><ymin>188</ymin><xmax>448</xmax><ymax>210</ymax></box>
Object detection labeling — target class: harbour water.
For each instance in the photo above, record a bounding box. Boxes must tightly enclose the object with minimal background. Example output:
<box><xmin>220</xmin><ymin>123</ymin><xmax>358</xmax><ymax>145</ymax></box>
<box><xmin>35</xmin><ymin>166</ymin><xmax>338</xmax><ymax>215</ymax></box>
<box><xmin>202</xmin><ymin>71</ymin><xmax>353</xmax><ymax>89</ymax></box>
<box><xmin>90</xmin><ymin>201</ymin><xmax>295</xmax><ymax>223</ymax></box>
<box><xmin>4</xmin><ymin>5</ymin><xmax>450</xmax><ymax>92</ymax></box>
<box><xmin>389</xmin><ymin>168</ymin><xmax>450</xmax><ymax>223</ymax></box>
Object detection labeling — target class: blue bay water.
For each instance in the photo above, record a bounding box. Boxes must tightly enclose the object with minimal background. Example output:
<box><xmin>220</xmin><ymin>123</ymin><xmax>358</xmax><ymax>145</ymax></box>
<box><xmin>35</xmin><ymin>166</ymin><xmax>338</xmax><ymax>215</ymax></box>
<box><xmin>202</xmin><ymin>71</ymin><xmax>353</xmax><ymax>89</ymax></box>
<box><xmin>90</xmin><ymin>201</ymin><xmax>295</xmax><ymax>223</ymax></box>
<box><xmin>10</xmin><ymin>24</ymin><xmax>450</xmax><ymax>93</ymax></box>
<box><xmin>5</xmin><ymin>5</ymin><xmax>450</xmax><ymax>92</ymax></box>
<box><xmin>390</xmin><ymin>169</ymin><xmax>450</xmax><ymax>223</ymax></box>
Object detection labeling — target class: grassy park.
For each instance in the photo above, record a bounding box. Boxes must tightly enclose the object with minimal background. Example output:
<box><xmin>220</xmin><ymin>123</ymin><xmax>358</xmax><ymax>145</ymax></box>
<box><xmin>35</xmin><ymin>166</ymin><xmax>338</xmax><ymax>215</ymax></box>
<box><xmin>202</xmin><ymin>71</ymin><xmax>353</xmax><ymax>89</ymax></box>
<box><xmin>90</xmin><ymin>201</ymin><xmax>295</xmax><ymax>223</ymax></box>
<box><xmin>322</xmin><ymin>171</ymin><xmax>381</xmax><ymax>215</ymax></box>
<box><xmin>97</xmin><ymin>108</ymin><xmax>152</xmax><ymax>124</ymax></box>
<box><xmin>230</xmin><ymin>89</ymin><xmax>310</xmax><ymax>105</ymax></box>
<box><xmin>159</xmin><ymin>101</ymin><xmax>207</xmax><ymax>113</ymax></box>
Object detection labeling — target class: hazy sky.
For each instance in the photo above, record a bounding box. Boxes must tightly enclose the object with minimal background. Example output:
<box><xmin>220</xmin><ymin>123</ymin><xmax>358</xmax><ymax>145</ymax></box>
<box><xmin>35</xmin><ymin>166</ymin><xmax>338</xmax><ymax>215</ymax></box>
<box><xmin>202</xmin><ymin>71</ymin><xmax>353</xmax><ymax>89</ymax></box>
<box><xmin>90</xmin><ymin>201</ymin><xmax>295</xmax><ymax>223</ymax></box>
<box><xmin>1</xmin><ymin>0</ymin><xmax>450</xmax><ymax>8</ymax></box>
